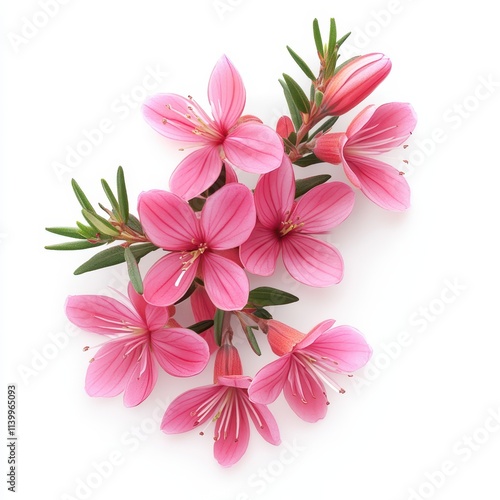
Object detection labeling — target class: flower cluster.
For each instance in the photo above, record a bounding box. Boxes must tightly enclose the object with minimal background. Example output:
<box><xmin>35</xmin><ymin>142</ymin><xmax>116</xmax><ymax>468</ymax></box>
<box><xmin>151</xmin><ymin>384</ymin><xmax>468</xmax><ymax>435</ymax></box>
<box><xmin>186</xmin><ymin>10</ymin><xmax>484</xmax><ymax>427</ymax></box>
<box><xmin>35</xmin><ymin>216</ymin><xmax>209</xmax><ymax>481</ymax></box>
<box><xmin>46</xmin><ymin>18</ymin><xmax>416</xmax><ymax>467</ymax></box>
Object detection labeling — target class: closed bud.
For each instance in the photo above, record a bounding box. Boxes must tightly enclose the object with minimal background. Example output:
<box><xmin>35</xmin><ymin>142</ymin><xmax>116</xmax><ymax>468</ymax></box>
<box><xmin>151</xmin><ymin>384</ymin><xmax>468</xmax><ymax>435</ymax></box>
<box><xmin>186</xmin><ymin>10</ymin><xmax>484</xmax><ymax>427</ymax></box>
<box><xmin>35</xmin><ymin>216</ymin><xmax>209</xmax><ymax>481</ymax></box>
<box><xmin>267</xmin><ymin>320</ymin><xmax>305</xmax><ymax>356</ymax></box>
<box><xmin>214</xmin><ymin>344</ymin><xmax>243</xmax><ymax>382</ymax></box>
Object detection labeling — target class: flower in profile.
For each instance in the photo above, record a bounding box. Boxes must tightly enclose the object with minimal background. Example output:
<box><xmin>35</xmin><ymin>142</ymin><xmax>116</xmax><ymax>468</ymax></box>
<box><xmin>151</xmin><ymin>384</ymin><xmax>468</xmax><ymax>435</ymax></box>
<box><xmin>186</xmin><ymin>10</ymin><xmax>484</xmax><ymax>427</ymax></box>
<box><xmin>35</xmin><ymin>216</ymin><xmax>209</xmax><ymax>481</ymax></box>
<box><xmin>142</xmin><ymin>55</ymin><xmax>284</xmax><ymax>200</ymax></box>
<box><xmin>240</xmin><ymin>156</ymin><xmax>354</xmax><ymax>286</ymax></box>
<box><xmin>248</xmin><ymin>319</ymin><xmax>372</xmax><ymax>422</ymax></box>
<box><xmin>313</xmin><ymin>102</ymin><xmax>417</xmax><ymax>210</ymax></box>
<box><xmin>162</xmin><ymin>346</ymin><xmax>281</xmax><ymax>467</ymax></box>
<box><xmin>320</xmin><ymin>53</ymin><xmax>392</xmax><ymax>116</ymax></box>
<box><xmin>65</xmin><ymin>283</ymin><xmax>210</xmax><ymax>407</ymax></box>
<box><xmin>138</xmin><ymin>183</ymin><xmax>256</xmax><ymax>311</ymax></box>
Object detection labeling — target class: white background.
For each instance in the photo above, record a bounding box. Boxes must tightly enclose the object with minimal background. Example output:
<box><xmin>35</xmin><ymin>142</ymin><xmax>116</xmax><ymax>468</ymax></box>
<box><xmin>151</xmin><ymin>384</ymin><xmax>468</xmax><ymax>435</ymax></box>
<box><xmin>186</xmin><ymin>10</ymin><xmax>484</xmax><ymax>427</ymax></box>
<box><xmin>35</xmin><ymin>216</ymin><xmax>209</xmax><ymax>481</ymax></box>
<box><xmin>1</xmin><ymin>1</ymin><xmax>499</xmax><ymax>499</ymax></box>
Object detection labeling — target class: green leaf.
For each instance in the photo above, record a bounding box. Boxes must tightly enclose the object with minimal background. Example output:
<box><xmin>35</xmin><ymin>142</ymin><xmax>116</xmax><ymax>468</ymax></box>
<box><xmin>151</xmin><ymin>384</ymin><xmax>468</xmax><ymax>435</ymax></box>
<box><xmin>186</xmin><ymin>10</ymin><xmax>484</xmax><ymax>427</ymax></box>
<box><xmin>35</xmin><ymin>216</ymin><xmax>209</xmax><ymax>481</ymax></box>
<box><xmin>126</xmin><ymin>214</ymin><xmax>142</xmax><ymax>234</ymax></box>
<box><xmin>293</xmin><ymin>153</ymin><xmax>324</xmax><ymax>168</ymax></box>
<box><xmin>45</xmin><ymin>240</ymin><xmax>105</xmax><ymax>251</ymax></box>
<box><xmin>187</xmin><ymin>320</ymin><xmax>214</xmax><ymax>334</ymax></box>
<box><xmin>73</xmin><ymin>242</ymin><xmax>157</xmax><ymax>275</ymax></box>
<box><xmin>82</xmin><ymin>209</ymin><xmax>120</xmax><ymax>237</ymax></box>
<box><xmin>101</xmin><ymin>179</ymin><xmax>121</xmax><ymax>222</ymax></box>
<box><xmin>314</xmin><ymin>90</ymin><xmax>324</xmax><ymax>108</ymax></box>
<box><xmin>45</xmin><ymin>226</ymin><xmax>87</xmax><ymax>239</ymax></box>
<box><xmin>310</xmin><ymin>116</ymin><xmax>339</xmax><ymax>139</ymax></box>
<box><xmin>188</xmin><ymin>197</ymin><xmax>206</xmax><ymax>212</ymax></box>
<box><xmin>247</xmin><ymin>287</ymin><xmax>299</xmax><ymax>307</ymax></box>
<box><xmin>282</xmin><ymin>74</ymin><xmax>311</xmax><ymax>114</ymax></box>
<box><xmin>252</xmin><ymin>308</ymin><xmax>273</xmax><ymax>320</ymax></box>
<box><xmin>244</xmin><ymin>326</ymin><xmax>261</xmax><ymax>356</ymax></box>
<box><xmin>174</xmin><ymin>282</ymin><xmax>197</xmax><ymax>304</ymax></box>
<box><xmin>279</xmin><ymin>79</ymin><xmax>302</xmax><ymax>131</ymax></box>
<box><xmin>71</xmin><ymin>179</ymin><xmax>95</xmax><ymax>213</ymax></box>
<box><xmin>295</xmin><ymin>175</ymin><xmax>332</xmax><ymax>198</ymax></box>
<box><xmin>312</xmin><ymin>18</ymin><xmax>324</xmax><ymax>57</ymax></box>
<box><xmin>213</xmin><ymin>309</ymin><xmax>225</xmax><ymax>347</ymax></box>
<box><xmin>336</xmin><ymin>31</ymin><xmax>351</xmax><ymax>49</ymax></box>
<box><xmin>327</xmin><ymin>18</ymin><xmax>337</xmax><ymax>57</ymax></box>
<box><xmin>76</xmin><ymin>221</ymin><xmax>99</xmax><ymax>239</ymax></box>
<box><xmin>124</xmin><ymin>246</ymin><xmax>143</xmax><ymax>294</ymax></box>
<box><xmin>116</xmin><ymin>166</ymin><xmax>129</xmax><ymax>224</ymax></box>
<box><xmin>286</xmin><ymin>46</ymin><xmax>316</xmax><ymax>81</ymax></box>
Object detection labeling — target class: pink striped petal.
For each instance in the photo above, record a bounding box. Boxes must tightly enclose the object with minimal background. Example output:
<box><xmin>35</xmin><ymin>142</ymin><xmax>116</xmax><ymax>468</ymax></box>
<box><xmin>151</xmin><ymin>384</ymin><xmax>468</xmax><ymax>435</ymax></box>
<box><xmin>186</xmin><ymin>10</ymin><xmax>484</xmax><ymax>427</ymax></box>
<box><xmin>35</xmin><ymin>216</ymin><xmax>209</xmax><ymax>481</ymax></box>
<box><xmin>150</xmin><ymin>327</ymin><xmax>209</xmax><ymax>376</ymax></box>
<box><xmin>143</xmin><ymin>252</ymin><xmax>199</xmax><ymax>307</ymax></box>
<box><xmin>127</xmin><ymin>282</ymin><xmax>148</xmax><ymax>321</ymax></box>
<box><xmin>246</xmin><ymin>400</ymin><xmax>281</xmax><ymax>446</ymax></box>
<box><xmin>239</xmin><ymin>222</ymin><xmax>280</xmax><ymax>276</ymax></box>
<box><xmin>66</xmin><ymin>295</ymin><xmax>143</xmax><ymax>335</ymax></box>
<box><xmin>201</xmin><ymin>183</ymin><xmax>256</xmax><ymax>249</ymax></box>
<box><xmin>123</xmin><ymin>347</ymin><xmax>158</xmax><ymax>407</ymax></box>
<box><xmin>276</xmin><ymin>115</ymin><xmax>294</xmax><ymax>139</ymax></box>
<box><xmin>143</xmin><ymin>303</ymin><xmax>169</xmax><ymax>332</ymax></box>
<box><xmin>142</xmin><ymin>94</ymin><xmax>210</xmax><ymax>143</ymax></box>
<box><xmin>293</xmin><ymin>182</ymin><xmax>355</xmax><ymax>233</ymax></box>
<box><xmin>224</xmin><ymin>122</ymin><xmax>283</xmax><ymax>174</ymax></box>
<box><xmin>283</xmin><ymin>358</ymin><xmax>329</xmax><ymax>422</ymax></box>
<box><xmin>342</xmin><ymin>155</ymin><xmax>410</xmax><ymax>211</ymax></box>
<box><xmin>208</xmin><ymin>55</ymin><xmax>246</xmax><ymax>132</ymax></box>
<box><xmin>248</xmin><ymin>355</ymin><xmax>291</xmax><ymax>405</ymax></box>
<box><xmin>254</xmin><ymin>155</ymin><xmax>294</xmax><ymax>228</ymax></box>
<box><xmin>162</xmin><ymin>384</ymin><xmax>225</xmax><ymax>433</ymax></box>
<box><xmin>281</xmin><ymin>234</ymin><xmax>344</xmax><ymax>286</ymax></box>
<box><xmin>138</xmin><ymin>190</ymin><xmax>201</xmax><ymax>250</ymax></box>
<box><xmin>295</xmin><ymin>319</ymin><xmax>336</xmax><ymax>351</ymax></box>
<box><xmin>201</xmin><ymin>252</ymin><xmax>249</xmax><ymax>311</ymax></box>
<box><xmin>346</xmin><ymin>105</ymin><xmax>376</xmax><ymax>137</ymax></box>
<box><xmin>169</xmin><ymin>146</ymin><xmax>223</xmax><ymax>201</ymax></box>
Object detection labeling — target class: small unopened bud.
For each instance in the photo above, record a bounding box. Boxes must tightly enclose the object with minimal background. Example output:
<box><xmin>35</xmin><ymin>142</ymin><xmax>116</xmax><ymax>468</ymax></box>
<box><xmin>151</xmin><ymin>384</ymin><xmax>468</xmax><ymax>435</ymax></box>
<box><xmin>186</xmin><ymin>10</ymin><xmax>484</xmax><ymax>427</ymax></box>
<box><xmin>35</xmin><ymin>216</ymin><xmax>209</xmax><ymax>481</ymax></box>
<box><xmin>213</xmin><ymin>344</ymin><xmax>243</xmax><ymax>382</ymax></box>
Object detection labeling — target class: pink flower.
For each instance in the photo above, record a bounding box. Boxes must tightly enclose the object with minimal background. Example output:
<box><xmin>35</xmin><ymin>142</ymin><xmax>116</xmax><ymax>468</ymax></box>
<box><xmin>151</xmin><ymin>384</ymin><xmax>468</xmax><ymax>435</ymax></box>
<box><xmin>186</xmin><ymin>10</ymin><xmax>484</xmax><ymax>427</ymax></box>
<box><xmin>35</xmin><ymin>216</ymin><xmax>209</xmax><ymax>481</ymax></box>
<box><xmin>321</xmin><ymin>53</ymin><xmax>392</xmax><ymax>116</ymax></box>
<box><xmin>65</xmin><ymin>283</ymin><xmax>210</xmax><ymax>407</ymax></box>
<box><xmin>239</xmin><ymin>156</ymin><xmax>354</xmax><ymax>286</ymax></box>
<box><xmin>161</xmin><ymin>375</ymin><xmax>281</xmax><ymax>467</ymax></box>
<box><xmin>248</xmin><ymin>320</ymin><xmax>372</xmax><ymax>422</ymax></box>
<box><xmin>313</xmin><ymin>102</ymin><xmax>417</xmax><ymax>211</ymax></box>
<box><xmin>142</xmin><ymin>55</ymin><xmax>284</xmax><ymax>200</ymax></box>
<box><xmin>138</xmin><ymin>183</ymin><xmax>256</xmax><ymax>311</ymax></box>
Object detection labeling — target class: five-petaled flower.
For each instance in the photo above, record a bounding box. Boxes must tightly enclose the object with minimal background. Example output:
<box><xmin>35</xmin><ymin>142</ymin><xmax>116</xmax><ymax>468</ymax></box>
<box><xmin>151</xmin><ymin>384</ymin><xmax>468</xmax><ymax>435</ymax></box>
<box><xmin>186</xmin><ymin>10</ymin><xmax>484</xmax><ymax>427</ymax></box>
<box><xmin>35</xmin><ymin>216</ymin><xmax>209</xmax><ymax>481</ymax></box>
<box><xmin>240</xmin><ymin>155</ymin><xmax>355</xmax><ymax>286</ymax></box>
<box><xmin>313</xmin><ymin>102</ymin><xmax>417</xmax><ymax>210</ymax></box>
<box><xmin>65</xmin><ymin>283</ymin><xmax>210</xmax><ymax>407</ymax></box>
<box><xmin>142</xmin><ymin>55</ymin><xmax>284</xmax><ymax>200</ymax></box>
<box><xmin>138</xmin><ymin>182</ymin><xmax>256</xmax><ymax>311</ymax></box>
<box><xmin>248</xmin><ymin>319</ymin><xmax>372</xmax><ymax>422</ymax></box>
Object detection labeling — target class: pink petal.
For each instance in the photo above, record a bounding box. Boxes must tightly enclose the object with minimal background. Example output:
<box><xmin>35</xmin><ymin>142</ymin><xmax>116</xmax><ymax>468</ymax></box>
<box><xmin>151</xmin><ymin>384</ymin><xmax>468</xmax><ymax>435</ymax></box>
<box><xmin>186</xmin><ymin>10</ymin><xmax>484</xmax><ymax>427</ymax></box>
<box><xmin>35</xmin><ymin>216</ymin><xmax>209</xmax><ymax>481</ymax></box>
<box><xmin>66</xmin><ymin>295</ymin><xmax>143</xmax><ymax>335</ymax></box>
<box><xmin>201</xmin><ymin>183</ymin><xmax>256</xmax><ymax>249</ymax></box>
<box><xmin>239</xmin><ymin>222</ymin><xmax>280</xmax><ymax>276</ymax></box>
<box><xmin>123</xmin><ymin>347</ymin><xmax>158</xmax><ymax>407</ymax></box>
<box><xmin>151</xmin><ymin>327</ymin><xmax>209</xmax><ymax>377</ymax></box>
<box><xmin>283</xmin><ymin>358</ymin><xmax>329</xmax><ymax>422</ymax></box>
<box><xmin>303</xmin><ymin>325</ymin><xmax>372</xmax><ymax>373</ymax></box>
<box><xmin>248</xmin><ymin>355</ymin><xmax>291</xmax><ymax>405</ymax></box>
<box><xmin>143</xmin><ymin>303</ymin><xmax>169</xmax><ymax>332</ymax></box>
<box><xmin>281</xmin><ymin>234</ymin><xmax>344</xmax><ymax>286</ymax></box>
<box><xmin>138</xmin><ymin>190</ymin><xmax>201</xmax><ymax>250</ymax></box>
<box><xmin>224</xmin><ymin>122</ymin><xmax>283</xmax><ymax>174</ymax></box>
<box><xmin>201</xmin><ymin>252</ymin><xmax>250</xmax><ymax>311</ymax></box>
<box><xmin>276</xmin><ymin>115</ymin><xmax>294</xmax><ymax>139</ymax></box>
<box><xmin>127</xmin><ymin>281</ymin><xmax>148</xmax><ymax>320</ymax></box>
<box><xmin>162</xmin><ymin>384</ymin><xmax>224</xmax><ymax>433</ymax></box>
<box><xmin>295</xmin><ymin>319</ymin><xmax>336</xmax><ymax>351</ymax></box>
<box><xmin>245</xmin><ymin>400</ymin><xmax>281</xmax><ymax>446</ymax></box>
<box><xmin>223</xmin><ymin>163</ymin><xmax>239</xmax><ymax>183</ymax></box>
<box><xmin>253</xmin><ymin>155</ymin><xmax>294</xmax><ymax>229</ymax></box>
<box><xmin>208</xmin><ymin>55</ymin><xmax>246</xmax><ymax>132</ymax></box>
<box><xmin>342</xmin><ymin>155</ymin><xmax>410</xmax><ymax>211</ymax></box>
<box><xmin>217</xmin><ymin>375</ymin><xmax>252</xmax><ymax>390</ymax></box>
<box><xmin>293</xmin><ymin>181</ymin><xmax>355</xmax><ymax>233</ymax></box>
<box><xmin>142</xmin><ymin>94</ymin><xmax>211</xmax><ymax>143</ymax></box>
<box><xmin>143</xmin><ymin>252</ymin><xmax>199</xmax><ymax>307</ymax></box>
<box><xmin>169</xmin><ymin>146</ymin><xmax>223</xmax><ymax>201</ymax></box>
<box><xmin>313</xmin><ymin>132</ymin><xmax>346</xmax><ymax>165</ymax></box>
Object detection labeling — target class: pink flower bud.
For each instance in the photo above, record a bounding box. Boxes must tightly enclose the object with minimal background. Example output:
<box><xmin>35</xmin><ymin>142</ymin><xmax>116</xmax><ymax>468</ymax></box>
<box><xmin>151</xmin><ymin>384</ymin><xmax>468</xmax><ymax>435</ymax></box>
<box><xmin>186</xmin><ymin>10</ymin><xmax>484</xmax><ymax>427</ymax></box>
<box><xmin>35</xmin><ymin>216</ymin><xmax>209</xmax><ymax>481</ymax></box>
<box><xmin>267</xmin><ymin>320</ymin><xmax>305</xmax><ymax>356</ymax></box>
<box><xmin>214</xmin><ymin>344</ymin><xmax>243</xmax><ymax>381</ymax></box>
<box><xmin>276</xmin><ymin>116</ymin><xmax>294</xmax><ymax>139</ymax></box>
<box><xmin>322</xmin><ymin>53</ymin><xmax>391</xmax><ymax>116</ymax></box>
<box><xmin>313</xmin><ymin>132</ymin><xmax>346</xmax><ymax>165</ymax></box>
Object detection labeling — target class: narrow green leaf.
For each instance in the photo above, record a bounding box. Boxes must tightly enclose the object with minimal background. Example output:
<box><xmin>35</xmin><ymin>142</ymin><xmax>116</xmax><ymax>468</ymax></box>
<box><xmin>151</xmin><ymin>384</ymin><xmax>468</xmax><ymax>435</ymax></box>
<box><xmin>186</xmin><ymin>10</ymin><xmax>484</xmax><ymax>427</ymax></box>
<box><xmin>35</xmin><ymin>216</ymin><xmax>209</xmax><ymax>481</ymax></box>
<box><xmin>252</xmin><ymin>308</ymin><xmax>273</xmax><ymax>320</ymax></box>
<box><xmin>279</xmin><ymin>79</ymin><xmax>302</xmax><ymax>131</ymax></box>
<box><xmin>312</xmin><ymin>18</ymin><xmax>324</xmax><ymax>57</ymax></box>
<box><xmin>213</xmin><ymin>309</ymin><xmax>225</xmax><ymax>347</ymax></box>
<box><xmin>244</xmin><ymin>326</ymin><xmax>261</xmax><ymax>356</ymax></box>
<box><xmin>116</xmin><ymin>166</ymin><xmax>129</xmax><ymax>224</ymax></box>
<box><xmin>286</xmin><ymin>46</ymin><xmax>316</xmax><ymax>81</ymax></box>
<box><xmin>76</xmin><ymin>221</ymin><xmax>99</xmax><ymax>239</ymax></box>
<box><xmin>45</xmin><ymin>241</ymin><xmax>105</xmax><ymax>251</ymax></box>
<box><xmin>187</xmin><ymin>320</ymin><xmax>214</xmax><ymax>334</ymax></box>
<box><xmin>247</xmin><ymin>287</ymin><xmax>299</xmax><ymax>307</ymax></box>
<box><xmin>314</xmin><ymin>90</ymin><xmax>324</xmax><ymax>108</ymax></box>
<box><xmin>124</xmin><ymin>246</ymin><xmax>143</xmax><ymax>294</ymax></box>
<box><xmin>293</xmin><ymin>154</ymin><xmax>324</xmax><ymax>168</ymax></box>
<box><xmin>45</xmin><ymin>226</ymin><xmax>87</xmax><ymax>239</ymax></box>
<box><xmin>310</xmin><ymin>116</ymin><xmax>340</xmax><ymax>139</ymax></box>
<box><xmin>71</xmin><ymin>179</ymin><xmax>95</xmax><ymax>213</ymax></box>
<box><xmin>282</xmin><ymin>74</ymin><xmax>311</xmax><ymax>114</ymax></box>
<box><xmin>295</xmin><ymin>175</ymin><xmax>332</xmax><ymax>198</ymax></box>
<box><xmin>327</xmin><ymin>18</ymin><xmax>337</xmax><ymax>57</ymax></box>
<box><xmin>82</xmin><ymin>209</ymin><xmax>120</xmax><ymax>236</ymax></box>
<box><xmin>73</xmin><ymin>242</ymin><xmax>157</xmax><ymax>275</ymax></box>
<box><xmin>101</xmin><ymin>179</ymin><xmax>122</xmax><ymax>221</ymax></box>
<box><xmin>126</xmin><ymin>214</ymin><xmax>143</xmax><ymax>234</ymax></box>
<box><xmin>336</xmin><ymin>31</ymin><xmax>351</xmax><ymax>49</ymax></box>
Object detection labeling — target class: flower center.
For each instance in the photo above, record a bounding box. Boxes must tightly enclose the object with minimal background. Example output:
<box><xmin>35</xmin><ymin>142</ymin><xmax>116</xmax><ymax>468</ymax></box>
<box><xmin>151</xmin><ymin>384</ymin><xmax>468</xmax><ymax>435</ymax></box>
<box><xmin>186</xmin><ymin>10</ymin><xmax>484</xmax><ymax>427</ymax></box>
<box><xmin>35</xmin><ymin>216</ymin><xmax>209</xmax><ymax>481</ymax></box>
<box><xmin>279</xmin><ymin>218</ymin><xmax>304</xmax><ymax>237</ymax></box>
<box><xmin>175</xmin><ymin>242</ymin><xmax>208</xmax><ymax>287</ymax></box>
